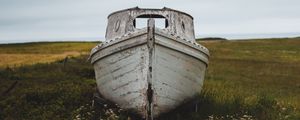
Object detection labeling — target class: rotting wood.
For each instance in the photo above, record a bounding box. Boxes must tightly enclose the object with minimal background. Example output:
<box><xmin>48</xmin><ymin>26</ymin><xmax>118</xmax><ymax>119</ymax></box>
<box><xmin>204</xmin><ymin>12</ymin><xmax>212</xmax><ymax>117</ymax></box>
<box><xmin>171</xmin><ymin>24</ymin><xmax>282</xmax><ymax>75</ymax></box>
<box><xmin>146</xmin><ymin>18</ymin><xmax>155</xmax><ymax>120</ymax></box>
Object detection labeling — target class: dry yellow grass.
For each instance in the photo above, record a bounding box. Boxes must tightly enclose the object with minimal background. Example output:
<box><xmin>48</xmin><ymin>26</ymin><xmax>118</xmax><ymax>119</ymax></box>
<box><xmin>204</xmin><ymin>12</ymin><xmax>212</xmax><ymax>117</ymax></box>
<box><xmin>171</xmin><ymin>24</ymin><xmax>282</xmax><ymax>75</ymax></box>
<box><xmin>0</xmin><ymin>42</ymin><xmax>98</xmax><ymax>68</ymax></box>
<box><xmin>0</xmin><ymin>51</ymin><xmax>87</xmax><ymax>68</ymax></box>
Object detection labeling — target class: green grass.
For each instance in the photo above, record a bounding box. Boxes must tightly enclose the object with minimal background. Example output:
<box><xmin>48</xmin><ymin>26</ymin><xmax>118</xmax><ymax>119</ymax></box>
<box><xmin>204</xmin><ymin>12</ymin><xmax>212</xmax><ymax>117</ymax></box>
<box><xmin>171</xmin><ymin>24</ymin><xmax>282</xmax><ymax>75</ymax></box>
<box><xmin>196</xmin><ymin>38</ymin><xmax>300</xmax><ymax>119</ymax></box>
<box><xmin>200</xmin><ymin>38</ymin><xmax>300</xmax><ymax>106</ymax></box>
<box><xmin>0</xmin><ymin>38</ymin><xmax>300</xmax><ymax>119</ymax></box>
<box><xmin>0</xmin><ymin>56</ymin><xmax>96</xmax><ymax>120</ymax></box>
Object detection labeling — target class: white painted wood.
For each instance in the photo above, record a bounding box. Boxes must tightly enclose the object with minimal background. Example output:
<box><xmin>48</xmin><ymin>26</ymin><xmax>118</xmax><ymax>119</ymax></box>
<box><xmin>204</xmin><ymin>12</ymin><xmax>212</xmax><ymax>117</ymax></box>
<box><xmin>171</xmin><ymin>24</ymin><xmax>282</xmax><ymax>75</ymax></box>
<box><xmin>90</xmin><ymin>7</ymin><xmax>209</xmax><ymax>119</ymax></box>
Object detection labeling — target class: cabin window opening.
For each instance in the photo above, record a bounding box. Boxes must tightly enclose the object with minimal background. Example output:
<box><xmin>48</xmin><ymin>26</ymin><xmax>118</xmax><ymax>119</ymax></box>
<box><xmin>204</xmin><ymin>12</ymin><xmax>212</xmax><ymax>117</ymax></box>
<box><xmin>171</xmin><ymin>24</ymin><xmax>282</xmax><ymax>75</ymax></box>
<box><xmin>133</xmin><ymin>15</ymin><xmax>169</xmax><ymax>29</ymax></box>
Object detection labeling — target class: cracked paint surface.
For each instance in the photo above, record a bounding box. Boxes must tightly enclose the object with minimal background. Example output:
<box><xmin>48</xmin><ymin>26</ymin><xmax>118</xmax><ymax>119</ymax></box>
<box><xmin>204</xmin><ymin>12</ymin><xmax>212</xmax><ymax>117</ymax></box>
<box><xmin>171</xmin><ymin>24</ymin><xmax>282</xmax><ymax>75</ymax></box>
<box><xmin>90</xmin><ymin>7</ymin><xmax>209</xmax><ymax>120</ymax></box>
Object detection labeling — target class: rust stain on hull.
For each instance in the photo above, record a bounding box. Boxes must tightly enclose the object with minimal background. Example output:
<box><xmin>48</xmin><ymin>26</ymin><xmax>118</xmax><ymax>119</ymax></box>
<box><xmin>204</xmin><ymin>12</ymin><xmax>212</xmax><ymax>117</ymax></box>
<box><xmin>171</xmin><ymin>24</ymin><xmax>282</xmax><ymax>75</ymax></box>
<box><xmin>90</xmin><ymin>7</ymin><xmax>209</xmax><ymax>119</ymax></box>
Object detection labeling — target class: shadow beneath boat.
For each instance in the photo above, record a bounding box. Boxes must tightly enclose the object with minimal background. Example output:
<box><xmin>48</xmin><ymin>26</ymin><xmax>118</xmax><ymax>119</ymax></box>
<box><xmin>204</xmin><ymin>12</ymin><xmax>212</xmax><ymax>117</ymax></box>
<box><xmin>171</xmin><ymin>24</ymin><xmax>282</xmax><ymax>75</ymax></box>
<box><xmin>156</xmin><ymin>96</ymin><xmax>200</xmax><ymax>120</ymax></box>
<box><xmin>93</xmin><ymin>90</ymin><xmax>202</xmax><ymax>120</ymax></box>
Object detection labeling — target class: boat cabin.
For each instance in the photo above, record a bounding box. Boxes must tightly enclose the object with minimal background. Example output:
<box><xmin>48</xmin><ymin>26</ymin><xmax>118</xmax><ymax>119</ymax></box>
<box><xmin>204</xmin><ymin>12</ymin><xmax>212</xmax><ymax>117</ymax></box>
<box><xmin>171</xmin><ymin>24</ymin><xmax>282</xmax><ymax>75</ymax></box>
<box><xmin>105</xmin><ymin>7</ymin><xmax>196</xmax><ymax>42</ymax></box>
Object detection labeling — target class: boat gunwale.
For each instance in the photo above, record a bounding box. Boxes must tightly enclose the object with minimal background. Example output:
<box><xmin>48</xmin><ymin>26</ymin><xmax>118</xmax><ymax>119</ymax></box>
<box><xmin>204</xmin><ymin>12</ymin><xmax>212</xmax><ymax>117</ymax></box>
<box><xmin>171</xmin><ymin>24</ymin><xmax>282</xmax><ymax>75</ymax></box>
<box><xmin>91</xmin><ymin>31</ymin><xmax>209</xmax><ymax>66</ymax></box>
<box><xmin>155</xmin><ymin>29</ymin><xmax>210</xmax><ymax>57</ymax></box>
<box><xmin>90</xmin><ymin>29</ymin><xmax>209</xmax><ymax>60</ymax></box>
<box><xmin>90</xmin><ymin>29</ymin><xmax>148</xmax><ymax>57</ymax></box>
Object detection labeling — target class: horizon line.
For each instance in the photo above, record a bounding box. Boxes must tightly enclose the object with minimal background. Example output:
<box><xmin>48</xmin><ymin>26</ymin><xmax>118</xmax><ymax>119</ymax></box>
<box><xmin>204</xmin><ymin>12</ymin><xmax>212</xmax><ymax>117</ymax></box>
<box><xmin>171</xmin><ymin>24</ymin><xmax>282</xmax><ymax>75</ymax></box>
<box><xmin>1</xmin><ymin>32</ymin><xmax>299</xmax><ymax>44</ymax></box>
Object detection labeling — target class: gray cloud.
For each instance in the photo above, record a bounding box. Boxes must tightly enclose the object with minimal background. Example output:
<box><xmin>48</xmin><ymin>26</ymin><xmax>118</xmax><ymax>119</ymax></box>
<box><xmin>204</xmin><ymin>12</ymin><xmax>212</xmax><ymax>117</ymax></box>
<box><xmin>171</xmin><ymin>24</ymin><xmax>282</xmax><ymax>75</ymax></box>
<box><xmin>0</xmin><ymin>0</ymin><xmax>300</xmax><ymax>43</ymax></box>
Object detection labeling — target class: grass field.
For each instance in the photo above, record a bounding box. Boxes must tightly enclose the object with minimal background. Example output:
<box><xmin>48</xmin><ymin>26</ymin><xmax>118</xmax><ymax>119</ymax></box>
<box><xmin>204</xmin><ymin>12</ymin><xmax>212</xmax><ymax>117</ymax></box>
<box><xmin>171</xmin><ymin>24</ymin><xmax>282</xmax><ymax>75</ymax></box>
<box><xmin>197</xmin><ymin>38</ymin><xmax>300</xmax><ymax>119</ymax></box>
<box><xmin>0</xmin><ymin>38</ymin><xmax>299</xmax><ymax>119</ymax></box>
<box><xmin>200</xmin><ymin>38</ymin><xmax>300</xmax><ymax>106</ymax></box>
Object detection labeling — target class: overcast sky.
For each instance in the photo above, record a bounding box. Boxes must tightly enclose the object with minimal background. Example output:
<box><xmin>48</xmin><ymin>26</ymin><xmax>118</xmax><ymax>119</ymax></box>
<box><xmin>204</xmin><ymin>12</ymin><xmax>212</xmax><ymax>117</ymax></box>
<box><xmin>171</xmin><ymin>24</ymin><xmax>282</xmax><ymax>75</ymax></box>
<box><xmin>1</xmin><ymin>0</ymin><xmax>300</xmax><ymax>43</ymax></box>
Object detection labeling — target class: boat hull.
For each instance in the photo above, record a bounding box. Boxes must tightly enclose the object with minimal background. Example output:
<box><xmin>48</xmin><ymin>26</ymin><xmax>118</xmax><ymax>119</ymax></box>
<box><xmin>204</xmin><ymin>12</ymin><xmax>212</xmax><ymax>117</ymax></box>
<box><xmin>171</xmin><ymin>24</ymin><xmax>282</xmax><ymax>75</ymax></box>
<box><xmin>152</xmin><ymin>42</ymin><xmax>207</xmax><ymax>117</ymax></box>
<box><xmin>91</xmin><ymin>29</ymin><xmax>209</xmax><ymax>118</ymax></box>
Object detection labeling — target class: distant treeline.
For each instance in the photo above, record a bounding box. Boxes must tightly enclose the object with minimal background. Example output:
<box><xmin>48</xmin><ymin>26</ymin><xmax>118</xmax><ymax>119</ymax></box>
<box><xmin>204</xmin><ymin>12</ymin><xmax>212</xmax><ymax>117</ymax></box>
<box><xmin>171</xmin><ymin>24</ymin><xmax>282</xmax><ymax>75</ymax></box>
<box><xmin>196</xmin><ymin>37</ymin><xmax>228</xmax><ymax>41</ymax></box>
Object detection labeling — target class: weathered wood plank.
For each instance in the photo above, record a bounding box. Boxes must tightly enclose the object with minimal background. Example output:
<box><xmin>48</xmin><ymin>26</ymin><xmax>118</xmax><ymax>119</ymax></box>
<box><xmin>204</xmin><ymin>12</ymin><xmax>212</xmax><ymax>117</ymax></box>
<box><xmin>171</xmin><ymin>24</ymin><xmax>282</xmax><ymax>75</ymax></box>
<box><xmin>91</xmin><ymin>7</ymin><xmax>209</xmax><ymax>119</ymax></box>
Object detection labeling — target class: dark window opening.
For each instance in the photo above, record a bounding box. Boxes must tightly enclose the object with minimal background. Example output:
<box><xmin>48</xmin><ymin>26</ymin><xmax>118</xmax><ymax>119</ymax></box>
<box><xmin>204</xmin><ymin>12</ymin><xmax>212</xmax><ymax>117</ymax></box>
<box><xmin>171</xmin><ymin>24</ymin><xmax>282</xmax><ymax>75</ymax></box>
<box><xmin>133</xmin><ymin>14</ymin><xmax>168</xmax><ymax>29</ymax></box>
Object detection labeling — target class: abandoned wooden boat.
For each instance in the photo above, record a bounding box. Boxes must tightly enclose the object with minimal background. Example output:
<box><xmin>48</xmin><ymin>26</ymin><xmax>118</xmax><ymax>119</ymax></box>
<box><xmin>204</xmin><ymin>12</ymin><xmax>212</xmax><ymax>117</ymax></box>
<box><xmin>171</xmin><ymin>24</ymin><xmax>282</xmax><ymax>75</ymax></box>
<box><xmin>90</xmin><ymin>7</ymin><xmax>209</xmax><ymax>119</ymax></box>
